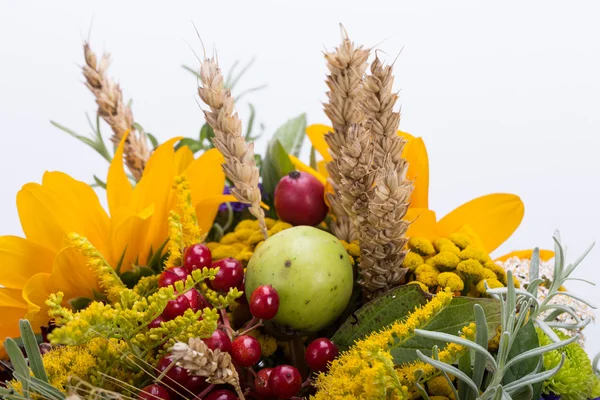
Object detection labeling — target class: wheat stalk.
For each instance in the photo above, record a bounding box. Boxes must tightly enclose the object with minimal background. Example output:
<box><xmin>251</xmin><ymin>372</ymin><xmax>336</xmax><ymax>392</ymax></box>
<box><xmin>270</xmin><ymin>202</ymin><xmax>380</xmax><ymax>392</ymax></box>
<box><xmin>82</xmin><ymin>42</ymin><xmax>150</xmax><ymax>181</ymax></box>
<box><xmin>197</xmin><ymin>55</ymin><xmax>268</xmax><ymax>240</ymax></box>
<box><xmin>322</xmin><ymin>26</ymin><xmax>370</xmax><ymax>242</ymax></box>
<box><xmin>358</xmin><ymin>56</ymin><xmax>413</xmax><ymax>296</ymax></box>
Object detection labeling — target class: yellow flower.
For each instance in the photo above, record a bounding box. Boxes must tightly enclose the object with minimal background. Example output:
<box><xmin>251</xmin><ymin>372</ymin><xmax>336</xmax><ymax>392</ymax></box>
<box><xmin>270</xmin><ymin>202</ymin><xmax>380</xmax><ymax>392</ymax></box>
<box><xmin>294</xmin><ymin>124</ymin><xmax>553</xmax><ymax>262</ymax></box>
<box><xmin>0</xmin><ymin>134</ymin><xmax>233</xmax><ymax>343</ymax></box>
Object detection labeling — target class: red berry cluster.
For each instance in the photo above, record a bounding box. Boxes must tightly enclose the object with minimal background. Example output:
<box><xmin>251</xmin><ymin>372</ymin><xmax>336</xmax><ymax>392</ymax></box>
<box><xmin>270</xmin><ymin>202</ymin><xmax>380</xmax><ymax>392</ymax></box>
<box><xmin>141</xmin><ymin>241</ymin><xmax>340</xmax><ymax>399</ymax></box>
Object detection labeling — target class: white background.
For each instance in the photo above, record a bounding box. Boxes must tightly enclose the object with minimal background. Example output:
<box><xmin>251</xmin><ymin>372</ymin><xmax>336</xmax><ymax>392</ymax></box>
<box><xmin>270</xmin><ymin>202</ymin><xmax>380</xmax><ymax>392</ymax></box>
<box><xmin>1</xmin><ymin>1</ymin><xmax>599</xmax><ymax>355</ymax></box>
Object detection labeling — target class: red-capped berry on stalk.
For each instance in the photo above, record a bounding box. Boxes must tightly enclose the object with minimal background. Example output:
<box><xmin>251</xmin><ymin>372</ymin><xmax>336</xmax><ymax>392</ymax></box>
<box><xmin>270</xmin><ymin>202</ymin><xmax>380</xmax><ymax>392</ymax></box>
<box><xmin>268</xmin><ymin>364</ymin><xmax>302</xmax><ymax>399</ymax></box>
<box><xmin>231</xmin><ymin>335</ymin><xmax>261</xmax><ymax>367</ymax></box>
<box><xmin>138</xmin><ymin>384</ymin><xmax>170</xmax><ymax>400</ymax></box>
<box><xmin>158</xmin><ymin>266</ymin><xmax>188</xmax><ymax>288</ymax></box>
<box><xmin>274</xmin><ymin>171</ymin><xmax>328</xmax><ymax>226</ymax></box>
<box><xmin>305</xmin><ymin>337</ymin><xmax>338</xmax><ymax>371</ymax></box>
<box><xmin>210</xmin><ymin>258</ymin><xmax>244</xmax><ymax>292</ymax></box>
<box><xmin>183</xmin><ymin>243</ymin><xmax>212</xmax><ymax>273</ymax></box>
<box><xmin>249</xmin><ymin>285</ymin><xmax>280</xmax><ymax>320</ymax></box>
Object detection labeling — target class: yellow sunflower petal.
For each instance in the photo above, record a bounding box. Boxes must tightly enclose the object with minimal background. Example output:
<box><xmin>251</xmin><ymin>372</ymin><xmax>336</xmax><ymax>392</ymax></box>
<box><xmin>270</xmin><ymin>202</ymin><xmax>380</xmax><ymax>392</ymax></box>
<box><xmin>288</xmin><ymin>155</ymin><xmax>327</xmax><ymax>186</ymax></box>
<box><xmin>437</xmin><ymin>194</ymin><xmax>525</xmax><ymax>253</ymax></box>
<box><xmin>0</xmin><ymin>288</ymin><xmax>27</xmax><ymax>309</ymax></box>
<box><xmin>0</xmin><ymin>236</ymin><xmax>54</xmax><ymax>289</ymax></box>
<box><xmin>306</xmin><ymin>124</ymin><xmax>332</xmax><ymax>162</ymax></box>
<box><xmin>397</xmin><ymin>131</ymin><xmax>416</xmax><ymax>141</ymax></box>
<box><xmin>317</xmin><ymin>160</ymin><xmax>328</xmax><ymax>178</ymax></box>
<box><xmin>495</xmin><ymin>249</ymin><xmax>555</xmax><ymax>262</ymax></box>
<box><xmin>22</xmin><ymin>272</ymin><xmax>52</xmax><ymax>327</ymax></box>
<box><xmin>403</xmin><ymin>137</ymin><xmax>429</xmax><ymax>209</ymax></box>
<box><xmin>0</xmin><ymin>288</ymin><xmax>28</xmax><ymax>341</ymax></box>
<box><xmin>107</xmin><ymin>132</ymin><xmax>133</xmax><ymax>216</ymax></box>
<box><xmin>405</xmin><ymin>208</ymin><xmax>438</xmax><ymax>240</ymax></box>
<box><xmin>195</xmin><ymin>194</ymin><xmax>237</xmax><ymax>235</ymax></box>
<box><xmin>49</xmin><ymin>246</ymin><xmax>100</xmax><ymax>301</ymax></box>
<box><xmin>108</xmin><ymin>205</ymin><xmax>155</xmax><ymax>270</ymax></box>
<box><xmin>184</xmin><ymin>148</ymin><xmax>227</xmax><ymax>206</ymax></box>
<box><xmin>453</xmin><ymin>224</ymin><xmax>487</xmax><ymax>251</ymax></box>
<box><xmin>174</xmin><ymin>146</ymin><xmax>194</xmax><ymax>175</ymax></box>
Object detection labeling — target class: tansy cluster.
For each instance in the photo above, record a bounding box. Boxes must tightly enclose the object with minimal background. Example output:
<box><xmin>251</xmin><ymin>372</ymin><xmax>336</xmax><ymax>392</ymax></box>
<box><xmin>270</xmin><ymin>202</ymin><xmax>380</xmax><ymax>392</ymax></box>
<box><xmin>402</xmin><ymin>234</ymin><xmax>515</xmax><ymax>296</ymax></box>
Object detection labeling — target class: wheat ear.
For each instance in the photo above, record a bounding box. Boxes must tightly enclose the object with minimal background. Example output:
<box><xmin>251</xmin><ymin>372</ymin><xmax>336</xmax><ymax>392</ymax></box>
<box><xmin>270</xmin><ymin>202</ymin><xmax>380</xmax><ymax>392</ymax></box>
<box><xmin>82</xmin><ymin>42</ymin><xmax>150</xmax><ymax>181</ymax></box>
<box><xmin>197</xmin><ymin>56</ymin><xmax>268</xmax><ymax>240</ymax></box>
<box><xmin>358</xmin><ymin>56</ymin><xmax>413</xmax><ymax>296</ymax></box>
<box><xmin>322</xmin><ymin>27</ymin><xmax>370</xmax><ymax>242</ymax></box>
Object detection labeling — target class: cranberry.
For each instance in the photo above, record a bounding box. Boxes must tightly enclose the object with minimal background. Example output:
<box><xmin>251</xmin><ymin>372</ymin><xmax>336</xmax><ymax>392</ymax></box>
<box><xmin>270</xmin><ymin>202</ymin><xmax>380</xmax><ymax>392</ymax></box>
<box><xmin>274</xmin><ymin>171</ymin><xmax>328</xmax><ymax>226</ymax></box>
<box><xmin>305</xmin><ymin>338</ymin><xmax>338</xmax><ymax>371</ymax></box>
<box><xmin>182</xmin><ymin>288</ymin><xmax>201</xmax><ymax>312</ymax></box>
<box><xmin>203</xmin><ymin>329</ymin><xmax>232</xmax><ymax>353</ymax></box>
<box><xmin>186</xmin><ymin>375</ymin><xmax>207</xmax><ymax>394</ymax></box>
<box><xmin>231</xmin><ymin>335</ymin><xmax>261</xmax><ymax>367</ymax></box>
<box><xmin>249</xmin><ymin>285</ymin><xmax>279</xmax><ymax>320</ymax></box>
<box><xmin>138</xmin><ymin>384</ymin><xmax>170</xmax><ymax>400</ymax></box>
<box><xmin>204</xmin><ymin>389</ymin><xmax>237</xmax><ymax>400</ymax></box>
<box><xmin>184</xmin><ymin>243</ymin><xmax>212</xmax><ymax>273</ymax></box>
<box><xmin>268</xmin><ymin>364</ymin><xmax>302</xmax><ymax>399</ymax></box>
<box><xmin>158</xmin><ymin>266</ymin><xmax>188</xmax><ymax>288</ymax></box>
<box><xmin>162</xmin><ymin>295</ymin><xmax>190</xmax><ymax>321</ymax></box>
<box><xmin>210</xmin><ymin>258</ymin><xmax>244</xmax><ymax>292</ymax></box>
<box><xmin>254</xmin><ymin>368</ymin><xmax>274</xmax><ymax>398</ymax></box>
<box><xmin>156</xmin><ymin>354</ymin><xmax>190</xmax><ymax>392</ymax></box>
<box><xmin>236</xmin><ymin>278</ymin><xmax>248</xmax><ymax>304</ymax></box>
<box><xmin>148</xmin><ymin>315</ymin><xmax>165</xmax><ymax>329</ymax></box>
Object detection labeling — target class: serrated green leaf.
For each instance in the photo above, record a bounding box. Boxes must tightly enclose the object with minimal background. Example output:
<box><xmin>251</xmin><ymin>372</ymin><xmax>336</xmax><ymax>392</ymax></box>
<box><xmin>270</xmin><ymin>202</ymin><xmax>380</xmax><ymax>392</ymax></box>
<box><xmin>272</xmin><ymin>114</ymin><xmax>307</xmax><ymax>157</ymax></box>
<box><xmin>18</xmin><ymin>320</ymin><xmax>48</xmax><ymax>383</ymax></box>
<box><xmin>5</xmin><ymin>337</ymin><xmax>30</xmax><ymax>398</ymax></box>
<box><xmin>502</xmin><ymin>320</ymin><xmax>543</xmax><ymax>400</ymax></box>
<box><xmin>68</xmin><ymin>297</ymin><xmax>93</xmax><ymax>312</ymax></box>
<box><xmin>331</xmin><ymin>285</ymin><xmax>428</xmax><ymax>350</ymax></box>
<box><xmin>261</xmin><ymin>138</ymin><xmax>295</xmax><ymax>211</ymax></box>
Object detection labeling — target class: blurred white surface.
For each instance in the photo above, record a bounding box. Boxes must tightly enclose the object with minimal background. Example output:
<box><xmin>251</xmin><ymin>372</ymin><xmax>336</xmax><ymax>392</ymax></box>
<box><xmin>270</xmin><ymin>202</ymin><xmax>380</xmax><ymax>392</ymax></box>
<box><xmin>1</xmin><ymin>1</ymin><xmax>599</xmax><ymax>354</ymax></box>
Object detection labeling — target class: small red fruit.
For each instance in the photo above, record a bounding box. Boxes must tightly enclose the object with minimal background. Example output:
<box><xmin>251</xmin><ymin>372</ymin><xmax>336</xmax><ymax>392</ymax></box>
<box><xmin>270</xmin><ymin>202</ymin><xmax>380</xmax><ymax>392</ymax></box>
<box><xmin>148</xmin><ymin>315</ymin><xmax>165</xmax><ymax>329</ymax></box>
<box><xmin>156</xmin><ymin>354</ymin><xmax>190</xmax><ymax>391</ymax></box>
<box><xmin>138</xmin><ymin>384</ymin><xmax>170</xmax><ymax>400</ymax></box>
<box><xmin>186</xmin><ymin>375</ymin><xmax>207</xmax><ymax>394</ymax></box>
<box><xmin>204</xmin><ymin>389</ymin><xmax>238</xmax><ymax>400</ymax></box>
<box><xmin>183</xmin><ymin>243</ymin><xmax>212</xmax><ymax>273</ymax></box>
<box><xmin>236</xmin><ymin>278</ymin><xmax>248</xmax><ymax>304</ymax></box>
<box><xmin>249</xmin><ymin>285</ymin><xmax>280</xmax><ymax>320</ymax></box>
<box><xmin>254</xmin><ymin>368</ymin><xmax>274</xmax><ymax>398</ymax></box>
<box><xmin>203</xmin><ymin>329</ymin><xmax>232</xmax><ymax>353</ymax></box>
<box><xmin>231</xmin><ymin>335</ymin><xmax>261</xmax><ymax>367</ymax></box>
<box><xmin>274</xmin><ymin>171</ymin><xmax>328</xmax><ymax>226</ymax></box>
<box><xmin>182</xmin><ymin>288</ymin><xmax>201</xmax><ymax>312</ymax></box>
<box><xmin>268</xmin><ymin>364</ymin><xmax>302</xmax><ymax>399</ymax></box>
<box><xmin>162</xmin><ymin>295</ymin><xmax>190</xmax><ymax>321</ymax></box>
<box><xmin>158</xmin><ymin>266</ymin><xmax>188</xmax><ymax>288</ymax></box>
<box><xmin>210</xmin><ymin>258</ymin><xmax>244</xmax><ymax>292</ymax></box>
<box><xmin>305</xmin><ymin>338</ymin><xmax>339</xmax><ymax>371</ymax></box>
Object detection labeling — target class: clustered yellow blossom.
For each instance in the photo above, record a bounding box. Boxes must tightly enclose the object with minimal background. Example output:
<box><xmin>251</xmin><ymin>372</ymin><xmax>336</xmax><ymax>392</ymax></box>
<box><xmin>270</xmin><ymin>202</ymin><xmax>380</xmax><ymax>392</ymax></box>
<box><xmin>173</xmin><ymin>176</ymin><xmax>202</xmax><ymax>246</ymax></box>
<box><xmin>164</xmin><ymin>211</ymin><xmax>184</xmax><ymax>269</ymax></box>
<box><xmin>312</xmin><ymin>291</ymin><xmax>456</xmax><ymax>399</ymax></box>
<box><xmin>406</xmin><ymin>234</ymin><xmax>516</xmax><ymax>296</ymax></box>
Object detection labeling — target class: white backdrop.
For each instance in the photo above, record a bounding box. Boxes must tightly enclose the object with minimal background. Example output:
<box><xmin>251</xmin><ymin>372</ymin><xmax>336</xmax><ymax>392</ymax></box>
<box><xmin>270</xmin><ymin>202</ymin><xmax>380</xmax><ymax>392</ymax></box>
<box><xmin>1</xmin><ymin>1</ymin><xmax>599</xmax><ymax>355</ymax></box>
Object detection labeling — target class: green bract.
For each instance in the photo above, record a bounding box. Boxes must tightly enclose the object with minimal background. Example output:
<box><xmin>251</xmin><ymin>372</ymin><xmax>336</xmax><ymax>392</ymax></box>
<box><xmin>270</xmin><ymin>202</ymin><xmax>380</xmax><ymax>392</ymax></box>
<box><xmin>245</xmin><ymin>226</ymin><xmax>353</xmax><ymax>333</ymax></box>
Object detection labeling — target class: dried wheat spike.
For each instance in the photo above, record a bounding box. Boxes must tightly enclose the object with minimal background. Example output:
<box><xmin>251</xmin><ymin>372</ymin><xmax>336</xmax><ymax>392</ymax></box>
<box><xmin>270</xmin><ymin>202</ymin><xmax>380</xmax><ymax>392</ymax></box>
<box><xmin>358</xmin><ymin>56</ymin><xmax>414</xmax><ymax>297</ymax></box>
<box><xmin>198</xmin><ymin>56</ymin><xmax>268</xmax><ymax>239</ymax></box>
<box><xmin>323</xmin><ymin>28</ymin><xmax>370</xmax><ymax>241</ymax></box>
<box><xmin>82</xmin><ymin>42</ymin><xmax>150</xmax><ymax>181</ymax></box>
<box><xmin>171</xmin><ymin>338</ymin><xmax>245</xmax><ymax>399</ymax></box>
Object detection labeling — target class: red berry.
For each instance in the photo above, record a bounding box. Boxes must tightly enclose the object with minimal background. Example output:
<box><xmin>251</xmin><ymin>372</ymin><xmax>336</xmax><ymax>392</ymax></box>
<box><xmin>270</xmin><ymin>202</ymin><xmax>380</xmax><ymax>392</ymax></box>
<box><xmin>138</xmin><ymin>384</ymin><xmax>170</xmax><ymax>400</ymax></box>
<box><xmin>236</xmin><ymin>278</ymin><xmax>248</xmax><ymax>304</ymax></box>
<box><xmin>268</xmin><ymin>364</ymin><xmax>302</xmax><ymax>399</ymax></box>
<box><xmin>210</xmin><ymin>258</ymin><xmax>244</xmax><ymax>292</ymax></box>
<box><xmin>158</xmin><ymin>266</ymin><xmax>188</xmax><ymax>288</ymax></box>
<box><xmin>231</xmin><ymin>335</ymin><xmax>261</xmax><ymax>367</ymax></box>
<box><xmin>203</xmin><ymin>329</ymin><xmax>232</xmax><ymax>353</ymax></box>
<box><xmin>183</xmin><ymin>243</ymin><xmax>212</xmax><ymax>273</ymax></box>
<box><xmin>156</xmin><ymin>354</ymin><xmax>190</xmax><ymax>391</ymax></box>
<box><xmin>274</xmin><ymin>171</ymin><xmax>328</xmax><ymax>226</ymax></box>
<box><xmin>254</xmin><ymin>368</ymin><xmax>274</xmax><ymax>398</ymax></box>
<box><xmin>148</xmin><ymin>315</ymin><xmax>165</xmax><ymax>329</ymax></box>
<box><xmin>162</xmin><ymin>295</ymin><xmax>191</xmax><ymax>321</ymax></box>
<box><xmin>249</xmin><ymin>285</ymin><xmax>279</xmax><ymax>320</ymax></box>
<box><xmin>182</xmin><ymin>288</ymin><xmax>201</xmax><ymax>312</ymax></box>
<box><xmin>186</xmin><ymin>375</ymin><xmax>207</xmax><ymax>394</ymax></box>
<box><xmin>305</xmin><ymin>338</ymin><xmax>338</xmax><ymax>371</ymax></box>
<box><xmin>204</xmin><ymin>389</ymin><xmax>238</xmax><ymax>400</ymax></box>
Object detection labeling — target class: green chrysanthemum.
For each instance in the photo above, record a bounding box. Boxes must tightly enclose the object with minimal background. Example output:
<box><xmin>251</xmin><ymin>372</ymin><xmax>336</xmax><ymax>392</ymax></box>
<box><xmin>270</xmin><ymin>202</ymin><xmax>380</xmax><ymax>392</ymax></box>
<box><xmin>537</xmin><ymin>329</ymin><xmax>595</xmax><ymax>400</ymax></box>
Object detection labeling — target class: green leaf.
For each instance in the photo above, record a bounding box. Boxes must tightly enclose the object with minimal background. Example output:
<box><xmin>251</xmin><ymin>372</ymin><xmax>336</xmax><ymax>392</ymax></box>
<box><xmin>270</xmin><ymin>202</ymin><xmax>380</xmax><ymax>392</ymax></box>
<box><xmin>502</xmin><ymin>320</ymin><xmax>543</xmax><ymax>400</ymax></box>
<box><xmin>201</xmin><ymin>123</ymin><xmax>216</xmax><ymax>149</ymax></box>
<box><xmin>18</xmin><ymin>320</ymin><xmax>48</xmax><ymax>383</ymax></box>
<box><xmin>92</xmin><ymin>175</ymin><xmax>107</xmax><ymax>189</ymax></box>
<box><xmin>331</xmin><ymin>285</ymin><xmax>428</xmax><ymax>350</ymax></box>
<box><xmin>182</xmin><ymin>64</ymin><xmax>200</xmax><ymax>79</ymax></box>
<box><xmin>68</xmin><ymin>297</ymin><xmax>93</xmax><ymax>312</ymax></box>
<box><xmin>5</xmin><ymin>337</ymin><xmax>30</xmax><ymax>398</ymax></box>
<box><xmin>175</xmin><ymin>138</ymin><xmax>203</xmax><ymax>153</ymax></box>
<box><xmin>120</xmin><ymin>266</ymin><xmax>155</xmax><ymax>288</ymax></box>
<box><xmin>147</xmin><ymin>133</ymin><xmax>160</xmax><ymax>149</ymax></box>
<box><xmin>272</xmin><ymin>114</ymin><xmax>307</xmax><ymax>157</ymax></box>
<box><xmin>261</xmin><ymin>138</ymin><xmax>295</xmax><ymax>211</ymax></box>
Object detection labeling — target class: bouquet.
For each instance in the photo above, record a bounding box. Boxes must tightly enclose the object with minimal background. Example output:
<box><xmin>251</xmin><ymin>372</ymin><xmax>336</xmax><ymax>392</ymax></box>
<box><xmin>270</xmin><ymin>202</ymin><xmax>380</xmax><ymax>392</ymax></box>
<box><xmin>0</xmin><ymin>26</ymin><xmax>598</xmax><ymax>400</ymax></box>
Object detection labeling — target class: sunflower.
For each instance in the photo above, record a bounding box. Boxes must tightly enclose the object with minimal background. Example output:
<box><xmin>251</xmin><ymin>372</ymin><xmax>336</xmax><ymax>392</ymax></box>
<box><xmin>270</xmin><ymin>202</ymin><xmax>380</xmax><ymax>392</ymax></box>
<box><xmin>291</xmin><ymin>124</ymin><xmax>553</xmax><ymax>261</ymax></box>
<box><xmin>0</xmin><ymin>133</ymin><xmax>234</xmax><ymax>342</ymax></box>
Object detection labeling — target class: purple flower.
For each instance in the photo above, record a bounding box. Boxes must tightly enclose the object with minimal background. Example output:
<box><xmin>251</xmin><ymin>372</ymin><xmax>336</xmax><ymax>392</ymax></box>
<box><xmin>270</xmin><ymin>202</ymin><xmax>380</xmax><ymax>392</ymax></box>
<box><xmin>219</xmin><ymin>183</ymin><xmax>269</xmax><ymax>213</ymax></box>
<box><xmin>541</xmin><ymin>394</ymin><xmax>561</xmax><ymax>400</ymax></box>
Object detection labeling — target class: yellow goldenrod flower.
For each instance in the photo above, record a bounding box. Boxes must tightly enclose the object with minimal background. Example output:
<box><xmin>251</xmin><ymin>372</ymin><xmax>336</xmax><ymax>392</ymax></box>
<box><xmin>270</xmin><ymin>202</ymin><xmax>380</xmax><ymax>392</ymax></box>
<box><xmin>295</xmin><ymin>124</ymin><xmax>553</xmax><ymax>262</ymax></box>
<box><xmin>0</xmin><ymin>134</ymin><xmax>233</xmax><ymax>345</ymax></box>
